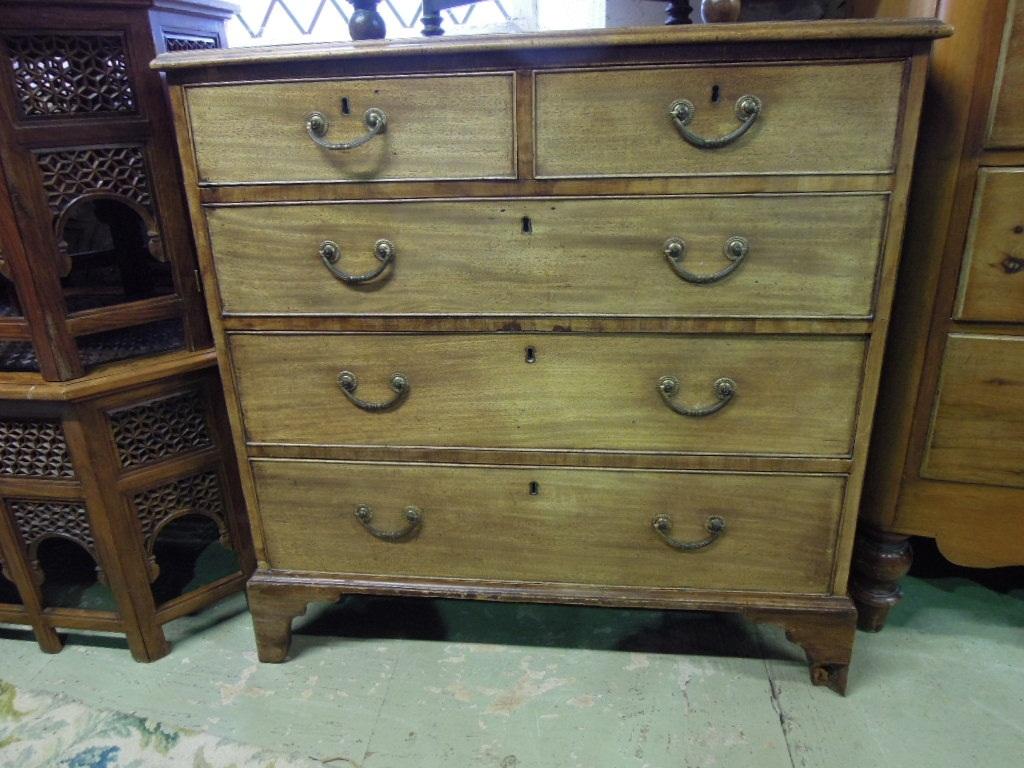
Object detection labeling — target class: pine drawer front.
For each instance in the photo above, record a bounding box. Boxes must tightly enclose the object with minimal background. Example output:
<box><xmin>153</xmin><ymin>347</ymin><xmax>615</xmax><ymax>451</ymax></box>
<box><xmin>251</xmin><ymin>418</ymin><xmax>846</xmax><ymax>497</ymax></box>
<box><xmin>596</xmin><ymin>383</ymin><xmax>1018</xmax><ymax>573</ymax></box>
<box><xmin>954</xmin><ymin>169</ymin><xmax>1024</xmax><ymax>323</ymax></box>
<box><xmin>229</xmin><ymin>333</ymin><xmax>865</xmax><ymax>456</ymax></box>
<box><xmin>185</xmin><ymin>74</ymin><xmax>516</xmax><ymax>185</ymax></box>
<box><xmin>534</xmin><ymin>61</ymin><xmax>905</xmax><ymax>178</ymax></box>
<box><xmin>921</xmin><ymin>334</ymin><xmax>1024</xmax><ymax>488</ymax></box>
<box><xmin>207</xmin><ymin>194</ymin><xmax>888</xmax><ymax>318</ymax></box>
<box><xmin>986</xmin><ymin>0</ymin><xmax>1024</xmax><ymax>148</ymax></box>
<box><xmin>253</xmin><ymin>460</ymin><xmax>845</xmax><ymax>594</ymax></box>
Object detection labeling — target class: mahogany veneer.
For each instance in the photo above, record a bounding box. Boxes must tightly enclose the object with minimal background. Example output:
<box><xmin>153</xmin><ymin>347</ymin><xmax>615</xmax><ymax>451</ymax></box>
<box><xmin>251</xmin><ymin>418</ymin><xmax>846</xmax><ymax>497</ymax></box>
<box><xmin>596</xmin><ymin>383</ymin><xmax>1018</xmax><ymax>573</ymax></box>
<box><xmin>156</xmin><ymin>18</ymin><xmax>948</xmax><ymax>692</ymax></box>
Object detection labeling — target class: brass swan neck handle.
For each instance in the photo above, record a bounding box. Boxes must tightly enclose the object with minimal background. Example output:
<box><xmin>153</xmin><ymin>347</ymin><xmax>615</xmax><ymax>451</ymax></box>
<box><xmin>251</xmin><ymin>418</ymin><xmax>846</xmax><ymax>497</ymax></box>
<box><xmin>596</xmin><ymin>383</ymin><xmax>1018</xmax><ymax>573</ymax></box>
<box><xmin>306</xmin><ymin>107</ymin><xmax>387</xmax><ymax>150</ymax></box>
<box><xmin>669</xmin><ymin>95</ymin><xmax>761</xmax><ymax>150</ymax></box>
<box><xmin>658</xmin><ymin>376</ymin><xmax>736</xmax><ymax>417</ymax></box>
<box><xmin>663</xmin><ymin>236</ymin><xmax>749</xmax><ymax>284</ymax></box>
<box><xmin>355</xmin><ymin>505</ymin><xmax>422</xmax><ymax>542</ymax></box>
<box><xmin>320</xmin><ymin>239</ymin><xmax>395</xmax><ymax>284</ymax></box>
<box><xmin>338</xmin><ymin>370</ymin><xmax>409</xmax><ymax>412</ymax></box>
<box><xmin>653</xmin><ymin>515</ymin><xmax>726</xmax><ymax>551</ymax></box>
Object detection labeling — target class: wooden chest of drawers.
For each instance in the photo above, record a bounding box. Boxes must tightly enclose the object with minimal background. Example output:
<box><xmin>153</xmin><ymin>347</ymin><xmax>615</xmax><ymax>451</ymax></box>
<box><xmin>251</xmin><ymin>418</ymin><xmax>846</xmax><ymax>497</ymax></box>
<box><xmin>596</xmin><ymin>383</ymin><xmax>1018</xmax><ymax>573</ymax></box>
<box><xmin>155</xmin><ymin>19</ymin><xmax>948</xmax><ymax>694</ymax></box>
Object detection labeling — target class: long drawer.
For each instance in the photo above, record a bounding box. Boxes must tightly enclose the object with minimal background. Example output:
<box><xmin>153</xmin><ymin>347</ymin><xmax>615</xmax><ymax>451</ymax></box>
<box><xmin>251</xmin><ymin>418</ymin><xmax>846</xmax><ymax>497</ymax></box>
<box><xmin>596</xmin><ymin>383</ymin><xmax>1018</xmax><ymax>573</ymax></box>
<box><xmin>253</xmin><ymin>460</ymin><xmax>845</xmax><ymax>594</ymax></box>
<box><xmin>534</xmin><ymin>61</ymin><xmax>905</xmax><ymax>178</ymax></box>
<box><xmin>206</xmin><ymin>195</ymin><xmax>888</xmax><ymax>318</ymax></box>
<box><xmin>185</xmin><ymin>74</ymin><xmax>516</xmax><ymax>184</ymax></box>
<box><xmin>230</xmin><ymin>333</ymin><xmax>865</xmax><ymax>456</ymax></box>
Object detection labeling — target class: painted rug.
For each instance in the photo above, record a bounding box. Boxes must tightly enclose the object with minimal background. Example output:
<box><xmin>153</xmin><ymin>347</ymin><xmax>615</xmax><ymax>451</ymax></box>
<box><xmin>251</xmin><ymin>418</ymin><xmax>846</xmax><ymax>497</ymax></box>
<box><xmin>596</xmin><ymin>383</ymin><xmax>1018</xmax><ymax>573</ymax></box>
<box><xmin>0</xmin><ymin>679</ymin><xmax>321</xmax><ymax>768</ymax></box>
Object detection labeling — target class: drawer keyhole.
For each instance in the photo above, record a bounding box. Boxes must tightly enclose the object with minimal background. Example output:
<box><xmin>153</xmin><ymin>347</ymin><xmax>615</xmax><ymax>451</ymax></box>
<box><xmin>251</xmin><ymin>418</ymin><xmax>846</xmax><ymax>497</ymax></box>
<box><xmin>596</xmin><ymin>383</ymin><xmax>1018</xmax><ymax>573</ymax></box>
<box><xmin>711</xmin><ymin>85</ymin><xmax>721</xmax><ymax>103</ymax></box>
<box><xmin>529</xmin><ymin>481</ymin><xmax>540</xmax><ymax>496</ymax></box>
<box><xmin>525</xmin><ymin>346</ymin><xmax>537</xmax><ymax>364</ymax></box>
<box><xmin>341</xmin><ymin>96</ymin><xmax>351</xmax><ymax>115</ymax></box>
<box><xmin>522</xmin><ymin>216</ymin><xmax>533</xmax><ymax>234</ymax></box>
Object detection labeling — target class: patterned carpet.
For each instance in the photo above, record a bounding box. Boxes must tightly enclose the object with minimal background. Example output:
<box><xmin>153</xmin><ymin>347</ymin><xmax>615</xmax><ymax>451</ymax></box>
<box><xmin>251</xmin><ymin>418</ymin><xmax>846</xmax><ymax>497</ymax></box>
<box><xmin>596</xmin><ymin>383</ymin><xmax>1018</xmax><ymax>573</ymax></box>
<box><xmin>0</xmin><ymin>679</ymin><xmax>320</xmax><ymax>768</ymax></box>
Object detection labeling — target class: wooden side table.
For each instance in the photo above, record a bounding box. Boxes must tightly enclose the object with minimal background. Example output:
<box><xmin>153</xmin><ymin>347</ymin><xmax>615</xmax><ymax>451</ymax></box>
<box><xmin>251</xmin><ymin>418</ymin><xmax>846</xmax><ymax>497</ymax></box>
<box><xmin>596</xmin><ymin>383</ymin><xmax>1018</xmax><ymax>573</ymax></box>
<box><xmin>0</xmin><ymin>0</ymin><xmax>254</xmax><ymax>660</ymax></box>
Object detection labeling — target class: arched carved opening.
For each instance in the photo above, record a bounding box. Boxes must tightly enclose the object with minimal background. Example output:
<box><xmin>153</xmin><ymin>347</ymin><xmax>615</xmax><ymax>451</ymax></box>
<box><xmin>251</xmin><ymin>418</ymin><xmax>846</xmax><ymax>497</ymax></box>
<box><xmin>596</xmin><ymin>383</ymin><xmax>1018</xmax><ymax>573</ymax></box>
<box><xmin>0</xmin><ymin>253</ymin><xmax>23</xmax><ymax>318</ymax></box>
<box><xmin>149</xmin><ymin>512</ymin><xmax>238</xmax><ymax>605</ymax></box>
<box><xmin>0</xmin><ymin>556</ymin><xmax>23</xmax><ymax>605</ymax></box>
<box><xmin>34</xmin><ymin>536</ymin><xmax>114</xmax><ymax>611</ymax></box>
<box><xmin>54</xmin><ymin>193</ymin><xmax>173</xmax><ymax>312</ymax></box>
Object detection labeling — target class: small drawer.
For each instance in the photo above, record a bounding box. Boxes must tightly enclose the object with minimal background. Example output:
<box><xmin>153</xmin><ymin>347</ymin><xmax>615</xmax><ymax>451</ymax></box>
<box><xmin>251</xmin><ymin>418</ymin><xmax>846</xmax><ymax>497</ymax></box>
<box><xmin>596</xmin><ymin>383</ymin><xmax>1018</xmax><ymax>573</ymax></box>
<box><xmin>229</xmin><ymin>333</ymin><xmax>865</xmax><ymax>457</ymax></box>
<box><xmin>955</xmin><ymin>169</ymin><xmax>1024</xmax><ymax>323</ymax></box>
<box><xmin>185</xmin><ymin>74</ymin><xmax>516</xmax><ymax>184</ymax></box>
<box><xmin>986</xmin><ymin>2</ymin><xmax>1024</xmax><ymax>148</ymax></box>
<box><xmin>206</xmin><ymin>194</ymin><xmax>888</xmax><ymax>318</ymax></box>
<box><xmin>253</xmin><ymin>460</ymin><xmax>845</xmax><ymax>594</ymax></box>
<box><xmin>534</xmin><ymin>61</ymin><xmax>905</xmax><ymax>178</ymax></box>
<box><xmin>922</xmin><ymin>334</ymin><xmax>1024</xmax><ymax>488</ymax></box>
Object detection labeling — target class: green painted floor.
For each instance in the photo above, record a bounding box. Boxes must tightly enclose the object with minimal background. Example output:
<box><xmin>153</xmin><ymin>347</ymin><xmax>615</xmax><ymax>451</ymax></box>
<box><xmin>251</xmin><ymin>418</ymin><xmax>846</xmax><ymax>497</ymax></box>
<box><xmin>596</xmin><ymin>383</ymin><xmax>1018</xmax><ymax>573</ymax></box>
<box><xmin>1</xmin><ymin>571</ymin><xmax>1022</xmax><ymax>768</ymax></box>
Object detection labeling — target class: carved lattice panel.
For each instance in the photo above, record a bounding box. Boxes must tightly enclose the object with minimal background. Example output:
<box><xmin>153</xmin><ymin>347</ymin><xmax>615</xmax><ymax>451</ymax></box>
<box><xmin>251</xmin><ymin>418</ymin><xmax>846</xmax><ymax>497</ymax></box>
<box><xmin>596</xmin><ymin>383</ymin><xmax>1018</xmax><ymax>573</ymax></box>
<box><xmin>109</xmin><ymin>391</ymin><xmax>213</xmax><ymax>469</ymax></box>
<box><xmin>35</xmin><ymin>145</ymin><xmax>152</xmax><ymax>218</ymax></box>
<box><xmin>7</xmin><ymin>499</ymin><xmax>104</xmax><ymax>583</ymax></box>
<box><xmin>0</xmin><ymin>341</ymin><xmax>39</xmax><ymax>372</ymax></box>
<box><xmin>78</xmin><ymin>318</ymin><xmax>185</xmax><ymax>370</ymax></box>
<box><xmin>0</xmin><ymin>419</ymin><xmax>76</xmax><ymax>479</ymax></box>
<box><xmin>132</xmin><ymin>472</ymin><xmax>228</xmax><ymax>551</ymax></box>
<box><xmin>2</xmin><ymin>33</ymin><xmax>137</xmax><ymax>117</ymax></box>
<box><xmin>164</xmin><ymin>34</ymin><xmax>219</xmax><ymax>52</ymax></box>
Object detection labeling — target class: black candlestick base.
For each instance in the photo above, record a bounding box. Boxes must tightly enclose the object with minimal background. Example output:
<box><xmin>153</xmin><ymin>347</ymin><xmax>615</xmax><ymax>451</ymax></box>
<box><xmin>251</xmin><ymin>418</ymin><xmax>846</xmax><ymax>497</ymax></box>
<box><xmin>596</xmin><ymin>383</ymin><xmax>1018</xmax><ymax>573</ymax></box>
<box><xmin>646</xmin><ymin>0</ymin><xmax>693</xmax><ymax>24</ymax></box>
<box><xmin>421</xmin><ymin>0</ymin><xmax>484</xmax><ymax>36</ymax></box>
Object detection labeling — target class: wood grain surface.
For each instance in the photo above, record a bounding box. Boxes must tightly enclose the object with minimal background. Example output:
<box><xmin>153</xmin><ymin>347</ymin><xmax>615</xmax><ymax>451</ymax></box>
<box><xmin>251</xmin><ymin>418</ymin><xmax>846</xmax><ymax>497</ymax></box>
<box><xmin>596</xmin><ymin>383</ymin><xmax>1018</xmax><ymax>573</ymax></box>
<box><xmin>986</xmin><ymin>0</ymin><xmax>1024</xmax><ymax>148</ymax></box>
<box><xmin>151</xmin><ymin>18</ymin><xmax>951</xmax><ymax>72</ymax></box>
<box><xmin>921</xmin><ymin>333</ymin><xmax>1024</xmax><ymax>487</ymax></box>
<box><xmin>955</xmin><ymin>168</ymin><xmax>1024</xmax><ymax>322</ymax></box>
<box><xmin>206</xmin><ymin>194</ymin><xmax>888</xmax><ymax>318</ymax></box>
<box><xmin>534</xmin><ymin>61</ymin><xmax>905</xmax><ymax>178</ymax></box>
<box><xmin>228</xmin><ymin>332</ymin><xmax>866</xmax><ymax>456</ymax></box>
<box><xmin>252</xmin><ymin>459</ymin><xmax>845</xmax><ymax>594</ymax></box>
<box><xmin>186</xmin><ymin>74</ymin><xmax>516</xmax><ymax>184</ymax></box>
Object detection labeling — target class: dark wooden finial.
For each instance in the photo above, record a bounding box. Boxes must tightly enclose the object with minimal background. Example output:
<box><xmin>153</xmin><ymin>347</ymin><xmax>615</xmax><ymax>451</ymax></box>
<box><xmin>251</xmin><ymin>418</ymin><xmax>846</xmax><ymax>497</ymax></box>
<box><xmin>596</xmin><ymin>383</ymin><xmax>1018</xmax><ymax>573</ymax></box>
<box><xmin>665</xmin><ymin>1</ymin><xmax>694</xmax><ymax>24</ymax></box>
<box><xmin>349</xmin><ymin>0</ymin><xmax>386</xmax><ymax>40</ymax></box>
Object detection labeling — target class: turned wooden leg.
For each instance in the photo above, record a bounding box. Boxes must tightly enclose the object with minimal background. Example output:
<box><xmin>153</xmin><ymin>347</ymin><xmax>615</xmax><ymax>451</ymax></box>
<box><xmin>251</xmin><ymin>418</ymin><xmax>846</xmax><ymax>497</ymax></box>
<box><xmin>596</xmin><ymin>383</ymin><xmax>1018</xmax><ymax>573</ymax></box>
<box><xmin>851</xmin><ymin>526</ymin><xmax>913</xmax><ymax>632</ymax></box>
<box><xmin>746</xmin><ymin>603</ymin><xmax>857</xmax><ymax>695</ymax></box>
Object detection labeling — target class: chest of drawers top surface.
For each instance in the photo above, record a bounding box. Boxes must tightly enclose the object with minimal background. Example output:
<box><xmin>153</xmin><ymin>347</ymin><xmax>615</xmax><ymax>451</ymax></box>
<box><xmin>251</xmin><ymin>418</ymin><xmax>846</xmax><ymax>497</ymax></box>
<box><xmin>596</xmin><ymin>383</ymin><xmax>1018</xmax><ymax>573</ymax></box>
<box><xmin>158</xmin><ymin>20</ymin><xmax>946</xmax><ymax>693</ymax></box>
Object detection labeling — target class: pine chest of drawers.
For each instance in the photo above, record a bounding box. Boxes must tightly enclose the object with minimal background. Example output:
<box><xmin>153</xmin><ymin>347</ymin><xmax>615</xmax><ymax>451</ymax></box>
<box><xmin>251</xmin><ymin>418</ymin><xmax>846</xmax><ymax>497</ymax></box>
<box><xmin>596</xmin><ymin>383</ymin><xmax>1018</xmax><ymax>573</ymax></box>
<box><xmin>155</xmin><ymin>19</ymin><xmax>948</xmax><ymax>694</ymax></box>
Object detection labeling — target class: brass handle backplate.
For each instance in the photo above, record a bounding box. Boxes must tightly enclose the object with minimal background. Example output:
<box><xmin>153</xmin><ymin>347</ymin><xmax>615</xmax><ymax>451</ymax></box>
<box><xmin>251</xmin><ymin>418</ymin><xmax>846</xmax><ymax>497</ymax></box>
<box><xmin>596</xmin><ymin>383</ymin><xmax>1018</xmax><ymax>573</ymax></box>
<box><xmin>663</xmin><ymin>236</ymin><xmax>749</xmax><ymax>284</ymax></box>
<box><xmin>320</xmin><ymin>239</ymin><xmax>395</xmax><ymax>284</ymax></box>
<box><xmin>306</xmin><ymin>106</ymin><xmax>387</xmax><ymax>150</ymax></box>
<box><xmin>658</xmin><ymin>376</ymin><xmax>736</xmax><ymax>417</ymax></box>
<box><xmin>669</xmin><ymin>95</ymin><xmax>761</xmax><ymax>149</ymax></box>
<box><xmin>355</xmin><ymin>504</ymin><xmax>422</xmax><ymax>542</ymax></box>
<box><xmin>652</xmin><ymin>515</ymin><xmax>726</xmax><ymax>551</ymax></box>
<box><xmin>338</xmin><ymin>370</ymin><xmax>409</xmax><ymax>412</ymax></box>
